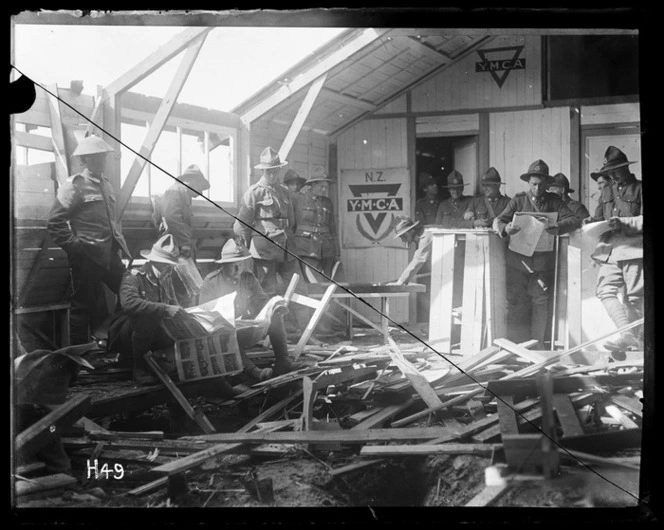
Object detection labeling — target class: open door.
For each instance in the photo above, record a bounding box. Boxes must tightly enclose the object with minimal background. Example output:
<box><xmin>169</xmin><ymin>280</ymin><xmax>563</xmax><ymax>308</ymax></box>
<box><xmin>453</xmin><ymin>137</ymin><xmax>478</xmax><ymax>194</ymax></box>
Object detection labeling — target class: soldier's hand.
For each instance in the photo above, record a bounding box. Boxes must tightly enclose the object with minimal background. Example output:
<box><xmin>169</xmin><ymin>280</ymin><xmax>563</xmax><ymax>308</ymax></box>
<box><xmin>463</xmin><ymin>211</ymin><xmax>475</xmax><ymax>221</ymax></box>
<box><xmin>473</xmin><ymin>219</ymin><xmax>489</xmax><ymax>228</ymax></box>
<box><xmin>164</xmin><ymin>305</ymin><xmax>184</xmax><ymax>318</ymax></box>
<box><xmin>608</xmin><ymin>216</ymin><xmax>622</xmax><ymax>231</ymax></box>
<box><xmin>545</xmin><ymin>223</ymin><xmax>559</xmax><ymax>234</ymax></box>
<box><xmin>505</xmin><ymin>222</ymin><xmax>521</xmax><ymax>235</ymax></box>
<box><xmin>180</xmin><ymin>245</ymin><xmax>192</xmax><ymax>259</ymax></box>
<box><xmin>582</xmin><ymin>216</ymin><xmax>594</xmax><ymax>225</ymax></box>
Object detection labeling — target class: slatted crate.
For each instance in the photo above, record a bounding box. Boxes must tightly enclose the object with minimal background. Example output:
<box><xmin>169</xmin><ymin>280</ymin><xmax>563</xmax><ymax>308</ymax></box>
<box><xmin>174</xmin><ymin>331</ymin><xmax>243</xmax><ymax>382</ymax></box>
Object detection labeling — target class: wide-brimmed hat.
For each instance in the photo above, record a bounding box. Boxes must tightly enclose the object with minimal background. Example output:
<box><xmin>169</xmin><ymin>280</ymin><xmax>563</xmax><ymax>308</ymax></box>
<box><xmin>520</xmin><ymin>159</ymin><xmax>551</xmax><ymax>182</ymax></box>
<box><xmin>590</xmin><ymin>146</ymin><xmax>637</xmax><ymax>180</ymax></box>
<box><xmin>283</xmin><ymin>169</ymin><xmax>306</xmax><ymax>187</ymax></box>
<box><xmin>481</xmin><ymin>167</ymin><xmax>505</xmax><ymax>185</ymax></box>
<box><xmin>393</xmin><ymin>217</ymin><xmax>420</xmax><ymax>238</ymax></box>
<box><xmin>178</xmin><ymin>164</ymin><xmax>210</xmax><ymax>190</ymax></box>
<box><xmin>140</xmin><ymin>234</ymin><xmax>180</xmax><ymax>265</ymax></box>
<box><xmin>254</xmin><ymin>147</ymin><xmax>287</xmax><ymax>169</ymax></box>
<box><xmin>72</xmin><ymin>135</ymin><xmax>114</xmax><ymax>157</ymax></box>
<box><xmin>420</xmin><ymin>174</ymin><xmax>438</xmax><ymax>191</ymax></box>
<box><xmin>440</xmin><ymin>170</ymin><xmax>468</xmax><ymax>189</ymax></box>
<box><xmin>548</xmin><ymin>172</ymin><xmax>574</xmax><ymax>193</ymax></box>
<box><xmin>215</xmin><ymin>239</ymin><xmax>252</xmax><ymax>264</ymax></box>
<box><xmin>306</xmin><ymin>166</ymin><xmax>333</xmax><ymax>185</ymax></box>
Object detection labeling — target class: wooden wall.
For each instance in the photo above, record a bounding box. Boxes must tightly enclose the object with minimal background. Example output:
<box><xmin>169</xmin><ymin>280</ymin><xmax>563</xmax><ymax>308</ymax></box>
<box><xmin>336</xmin><ymin>117</ymin><xmax>410</xmax><ymax>323</ymax></box>
<box><xmin>410</xmin><ymin>36</ymin><xmax>542</xmax><ymax>113</ymax></box>
<box><xmin>489</xmin><ymin>107</ymin><xmax>571</xmax><ymax>198</ymax></box>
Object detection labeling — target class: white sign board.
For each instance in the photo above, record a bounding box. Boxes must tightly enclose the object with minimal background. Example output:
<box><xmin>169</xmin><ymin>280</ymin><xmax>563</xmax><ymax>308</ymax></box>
<box><xmin>340</xmin><ymin>168</ymin><xmax>411</xmax><ymax>249</ymax></box>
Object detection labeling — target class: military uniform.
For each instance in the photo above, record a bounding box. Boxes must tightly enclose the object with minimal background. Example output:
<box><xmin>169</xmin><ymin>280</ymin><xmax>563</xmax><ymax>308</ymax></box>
<box><xmin>292</xmin><ymin>192</ymin><xmax>340</xmax><ymax>281</ymax></box>
<box><xmin>458</xmin><ymin>194</ymin><xmax>511</xmax><ymax>228</ymax></box>
<box><xmin>435</xmin><ymin>195</ymin><xmax>473</xmax><ymax>228</ymax></box>
<box><xmin>159</xmin><ymin>182</ymin><xmax>195</xmax><ymax>253</ymax></box>
<box><xmin>107</xmin><ymin>263</ymin><xmax>179</xmax><ymax>370</ymax></box>
<box><xmin>591</xmin><ymin>175</ymin><xmax>643</xmax><ymax>337</ymax></box>
<box><xmin>414</xmin><ymin>197</ymin><xmax>440</xmax><ymax>227</ymax></box>
<box><xmin>233</xmin><ymin>176</ymin><xmax>299</xmax><ymax>296</ymax></box>
<box><xmin>397</xmin><ymin>230</ymin><xmax>432</xmax><ymax>285</ymax></box>
<box><xmin>48</xmin><ymin>168</ymin><xmax>131</xmax><ymax>344</ymax></box>
<box><xmin>494</xmin><ymin>191</ymin><xmax>581</xmax><ymax>345</ymax></box>
<box><xmin>562</xmin><ymin>195</ymin><xmax>590</xmax><ymax>223</ymax></box>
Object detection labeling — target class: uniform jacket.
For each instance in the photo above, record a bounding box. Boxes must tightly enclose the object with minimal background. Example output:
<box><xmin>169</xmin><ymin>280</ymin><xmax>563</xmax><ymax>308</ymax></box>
<box><xmin>591</xmin><ymin>175</ymin><xmax>642</xmax><ymax>263</ymax></box>
<box><xmin>233</xmin><ymin>177</ymin><xmax>295</xmax><ymax>261</ymax></box>
<box><xmin>562</xmin><ymin>196</ymin><xmax>590</xmax><ymax>223</ymax></box>
<box><xmin>199</xmin><ymin>269</ymin><xmax>269</xmax><ymax>319</ymax></box>
<box><xmin>494</xmin><ymin>191</ymin><xmax>580</xmax><ymax>272</ymax></box>
<box><xmin>117</xmin><ymin>264</ymin><xmax>179</xmax><ymax>319</ymax></box>
<box><xmin>160</xmin><ymin>183</ymin><xmax>194</xmax><ymax>251</ymax></box>
<box><xmin>47</xmin><ymin>168</ymin><xmax>131</xmax><ymax>268</ymax></box>
<box><xmin>458</xmin><ymin>194</ymin><xmax>511</xmax><ymax>228</ymax></box>
<box><xmin>397</xmin><ymin>230</ymin><xmax>432</xmax><ymax>284</ymax></box>
<box><xmin>414</xmin><ymin>197</ymin><xmax>440</xmax><ymax>227</ymax></box>
<box><xmin>292</xmin><ymin>192</ymin><xmax>339</xmax><ymax>260</ymax></box>
<box><xmin>435</xmin><ymin>195</ymin><xmax>473</xmax><ymax>228</ymax></box>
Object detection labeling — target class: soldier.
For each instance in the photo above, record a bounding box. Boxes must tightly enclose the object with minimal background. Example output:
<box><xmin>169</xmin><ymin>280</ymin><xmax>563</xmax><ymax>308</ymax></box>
<box><xmin>233</xmin><ymin>147</ymin><xmax>307</xmax><ymax>332</ymax></box>
<box><xmin>547</xmin><ymin>172</ymin><xmax>590</xmax><ymax>223</ymax></box>
<box><xmin>435</xmin><ymin>170</ymin><xmax>473</xmax><ymax>228</ymax></box>
<box><xmin>199</xmin><ymin>239</ymin><xmax>304</xmax><ymax>381</ymax></box>
<box><xmin>107</xmin><ymin>234</ymin><xmax>186</xmax><ymax>383</ymax></box>
<box><xmin>459</xmin><ymin>167</ymin><xmax>511</xmax><ymax>228</ymax></box>
<box><xmin>47</xmin><ymin>135</ymin><xmax>132</xmax><ymax>346</ymax></box>
<box><xmin>584</xmin><ymin>146</ymin><xmax>643</xmax><ymax>355</ymax></box>
<box><xmin>494</xmin><ymin>160</ymin><xmax>581</xmax><ymax>348</ymax></box>
<box><xmin>292</xmin><ymin>166</ymin><xmax>341</xmax><ymax>282</ymax></box>
<box><xmin>158</xmin><ymin>164</ymin><xmax>210</xmax><ymax>260</ymax></box>
<box><xmin>282</xmin><ymin>169</ymin><xmax>307</xmax><ymax>194</ymax></box>
<box><xmin>414</xmin><ymin>173</ymin><xmax>440</xmax><ymax>227</ymax></box>
<box><xmin>590</xmin><ymin>170</ymin><xmax>614</xmax><ymax>220</ymax></box>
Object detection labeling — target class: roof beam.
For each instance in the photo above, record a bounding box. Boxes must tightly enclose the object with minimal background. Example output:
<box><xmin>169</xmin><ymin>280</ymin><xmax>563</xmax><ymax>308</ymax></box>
<box><xmin>271</xmin><ymin>118</ymin><xmax>329</xmax><ymax>137</ymax></box>
<box><xmin>278</xmin><ymin>74</ymin><xmax>327</xmax><ymax>161</ymax></box>
<box><xmin>117</xmin><ymin>34</ymin><xmax>207</xmax><ymax>216</ymax></box>
<box><xmin>104</xmin><ymin>27</ymin><xmax>212</xmax><ymax>97</ymax></box>
<box><xmin>240</xmin><ymin>28</ymin><xmax>388</xmax><ymax>124</ymax></box>
<box><xmin>14</xmin><ymin>131</ymin><xmax>53</xmax><ymax>152</ymax></box>
<box><xmin>385</xmin><ymin>28</ymin><xmax>639</xmax><ymax>36</ymax></box>
<box><xmin>397</xmin><ymin>36</ymin><xmax>452</xmax><ymax>62</ymax></box>
<box><xmin>321</xmin><ymin>88</ymin><xmax>377</xmax><ymax>111</ymax></box>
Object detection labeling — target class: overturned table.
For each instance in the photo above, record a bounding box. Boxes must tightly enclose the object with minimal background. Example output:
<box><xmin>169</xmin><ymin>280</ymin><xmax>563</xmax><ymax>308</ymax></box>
<box><xmin>300</xmin><ymin>282</ymin><xmax>426</xmax><ymax>345</ymax></box>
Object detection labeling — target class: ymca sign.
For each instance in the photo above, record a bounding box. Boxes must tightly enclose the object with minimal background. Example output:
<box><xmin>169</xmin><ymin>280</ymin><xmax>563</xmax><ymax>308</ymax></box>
<box><xmin>475</xmin><ymin>46</ymin><xmax>526</xmax><ymax>88</ymax></box>
<box><xmin>340</xmin><ymin>168</ymin><xmax>410</xmax><ymax>249</ymax></box>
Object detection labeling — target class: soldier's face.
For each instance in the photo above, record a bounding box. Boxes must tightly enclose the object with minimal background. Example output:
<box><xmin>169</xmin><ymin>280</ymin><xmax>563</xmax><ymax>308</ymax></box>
<box><xmin>222</xmin><ymin>263</ymin><xmax>241</xmax><ymax>282</ymax></box>
<box><xmin>82</xmin><ymin>153</ymin><xmax>107</xmax><ymax>175</ymax></box>
<box><xmin>482</xmin><ymin>183</ymin><xmax>500</xmax><ymax>198</ymax></box>
<box><xmin>529</xmin><ymin>176</ymin><xmax>547</xmax><ymax>197</ymax></box>
<box><xmin>264</xmin><ymin>168</ymin><xmax>281</xmax><ymax>185</ymax></box>
<box><xmin>424</xmin><ymin>183</ymin><xmax>438</xmax><ymax>197</ymax></box>
<box><xmin>607</xmin><ymin>166</ymin><xmax>630</xmax><ymax>185</ymax></box>
<box><xmin>548</xmin><ymin>185</ymin><xmax>564</xmax><ymax>197</ymax></box>
<box><xmin>311</xmin><ymin>182</ymin><xmax>328</xmax><ymax>197</ymax></box>
<box><xmin>286</xmin><ymin>182</ymin><xmax>299</xmax><ymax>193</ymax></box>
<box><xmin>597</xmin><ymin>176</ymin><xmax>609</xmax><ymax>190</ymax></box>
<box><xmin>449</xmin><ymin>187</ymin><xmax>462</xmax><ymax>199</ymax></box>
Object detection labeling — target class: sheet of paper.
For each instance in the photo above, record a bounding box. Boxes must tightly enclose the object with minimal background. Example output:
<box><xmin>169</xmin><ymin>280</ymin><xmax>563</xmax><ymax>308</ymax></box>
<box><xmin>508</xmin><ymin>211</ymin><xmax>558</xmax><ymax>256</ymax></box>
<box><xmin>577</xmin><ymin>220</ymin><xmax>612</xmax><ymax>258</ymax></box>
<box><xmin>194</xmin><ymin>292</ymin><xmax>237</xmax><ymax>328</ymax></box>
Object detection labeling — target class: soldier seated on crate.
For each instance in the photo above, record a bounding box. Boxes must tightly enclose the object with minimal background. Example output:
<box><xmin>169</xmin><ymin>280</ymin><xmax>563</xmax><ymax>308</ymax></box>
<box><xmin>199</xmin><ymin>238</ymin><xmax>306</xmax><ymax>382</ymax></box>
<box><xmin>107</xmin><ymin>234</ymin><xmax>187</xmax><ymax>384</ymax></box>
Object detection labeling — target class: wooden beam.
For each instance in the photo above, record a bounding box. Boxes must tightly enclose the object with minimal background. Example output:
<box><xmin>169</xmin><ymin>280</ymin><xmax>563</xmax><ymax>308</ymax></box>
<box><xmin>241</xmin><ymin>28</ymin><xmax>387</xmax><ymax>123</ymax></box>
<box><xmin>117</xmin><ymin>35</ymin><xmax>207</xmax><ymax>216</ymax></box>
<box><xmin>15</xmin><ymin>473</ymin><xmax>77</xmax><ymax>499</ymax></box>
<box><xmin>151</xmin><ymin>443</ymin><xmax>242</xmax><ymax>476</ymax></box>
<box><xmin>14</xmin><ymin>131</ymin><xmax>53</xmax><ymax>152</ymax></box>
<box><xmin>46</xmin><ymin>84</ymin><xmax>69</xmax><ymax>186</ymax></box>
<box><xmin>18</xmin><ymin>236</ymin><xmax>50</xmax><ymax>306</ymax></box>
<box><xmin>465</xmin><ymin>484</ymin><xmax>510</xmax><ymax>507</ymax></box>
<box><xmin>105</xmin><ymin>27</ymin><xmax>212</xmax><ymax>97</ymax></box>
<box><xmin>292</xmin><ymin>283</ymin><xmax>337</xmax><ymax>360</ymax></box>
<box><xmin>237</xmin><ymin>390</ymin><xmax>303</xmax><ymax>434</ymax></box>
<box><xmin>278</xmin><ymin>74</ymin><xmax>327</xmax><ymax>161</ymax></box>
<box><xmin>493</xmin><ymin>338</ymin><xmax>548</xmax><ymax>364</ymax></box>
<box><xmin>359</xmin><ymin>443</ymin><xmax>499</xmax><ymax>457</ymax></box>
<box><xmin>16</xmin><ymin>394</ymin><xmax>91</xmax><ymax>457</ymax></box>
<box><xmin>397</xmin><ymin>35</ymin><xmax>452</xmax><ymax>63</ymax></box>
<box><xmin>321</xmin><ymin>88</ymin><xmax>377</xmax><ymax>111</ymax></box>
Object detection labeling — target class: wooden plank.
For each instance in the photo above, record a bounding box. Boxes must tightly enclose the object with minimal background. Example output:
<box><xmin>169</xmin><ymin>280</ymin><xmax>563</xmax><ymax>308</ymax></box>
<box><xmin>241</xmin><ymin>29</ymin><xmax>387</xmax><ymax>123</ymax></box>
<box><xmin>502</xmin><ymin>433</ymin><xmax>544</xmax><ymax>469</ymax></box>
<box><xmin>301</xmin><ymin>377</ymin><xmax>315</xmax><ymax>431</ymax></box>
<box><xmin>144</xmin><ymin>352</ymin><xmax>216</xmax><ymax>435</ymax></box>
<box><xmin>292</xmin><ymin>283</ymin><xmax>337</xmax><ymax>359</ymax></box>
<box><xmin>359</xmin><ymin>443</ymin><xmax>499</xmax><ymax>457</ymax></box>
<box><xmin>430</xmin><ymin>233</ymin><xmax>456</xmax><ymax>351</ymax></box>
<box><xmin>237</xmin><ymin>390</ymin><xmax>303</xmax><ymax>434</ymax></box>
<box><xmin>351</xmin><ymin>399</ymin><xmax>415</xmax><ymax>431</ymax></box>
<box><xmin>151</xmin><ymin>443</ymin><xmax>242</xmax><ymax>476</ymax></box>
<box><xmin>189</xmin><ymin>426</ymin><xmax>452</xmax><ymax>444</ymax></box>
<box><xmin>603</xmin><ymin>404</ymin><xmax>639</xmax><ymax>430</ymax></box>
<box><xmin>321</xmin><ymin>88</ymin><xmax>377</xmax><ymax>111</ymax></box>
<box><xmin>46</xmin><ymin>84</ymin><xmax>69</xmax><ymax>186</ymax></box>
<box><xmin>607</xmin><ymin>395</ymin><xmax>643</xmax><ymax>419</ymax></box>
<box><xmin>14</xmin><ymin>130</ymin><xmax>53</xmax><ymax>152</ymax></box>
<box><xmin>15</xmin><ymin>473</ymin><xmax>77</xmax><ymax>498</ymax></box>
<box><xmin>552</xmin><ymin>394</ymin><xmax>585</xmax><ymax>438</ymax></box>
<box><xmin>278</xmin><ymin>73</ymin><xmax>327</xmax><ymax>161</ymax></box>
<box><xmin>117</xmin><ymin>35</ymin><xmax>208</xmax><ymax>216</ymax></box>
<box><xmin>496</xmin><ymin>395</ymin><xmax>519</xmax><ymax>436</ymax></box>
<box><xmin>472</xmin><ymin>235</ymin><xmax>486</xmax><ymax>351</ymax></box>
<box><xmin>493</xmin><ymin>338</ymin><xmax>547</xmax><ymax>364</ymax></box>
<box><xmin>16</xmin><ymin>394</ymin><xmax>91</xmax><ymax>457</ymax></box>
<box><xmin>465</xmin><ymin>484</ymin><xmax>510</xmax><ymax>507</ymax></box>
<box><xmin>15</xmin><ymin>462</ymin><xmax>47</xmax><ymax>477</ymax></box>
<box><xmin>460</xmin><ymin>233</ymin><xmax>479</xmax><ymax>354</ymax></box>
<box><xmin>561</xmin><ymin>449</ymin><xmax>641</xmax><ymax>471</ymax></box>
<box><xmin>536</xmin><ymin>373</ymin><xmax>559</xmax><ymax>478</ymax></box>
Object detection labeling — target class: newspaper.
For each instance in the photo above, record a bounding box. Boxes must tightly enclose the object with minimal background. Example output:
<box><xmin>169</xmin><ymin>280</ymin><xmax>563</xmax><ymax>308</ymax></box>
<box><xmin>508</xmin><ymin>211</ymin><xmax>558</xmax><ymax>256</ymax></box>
<box><xmin>174</xmin><ymin>257</ymin><xmax>204</xmax><ymax>298</ymax></box>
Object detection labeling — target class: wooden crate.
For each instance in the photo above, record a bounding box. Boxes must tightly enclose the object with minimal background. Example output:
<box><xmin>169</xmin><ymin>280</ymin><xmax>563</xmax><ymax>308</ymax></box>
<box><xmin>174</xmin><ymin>331</ymin><xmax>243</xmax><ymax>382</ymax></box>
<box><xmin>428</xmin><ymin>229</ymin><xmax>507</xmax><ymax>355</ymax></box>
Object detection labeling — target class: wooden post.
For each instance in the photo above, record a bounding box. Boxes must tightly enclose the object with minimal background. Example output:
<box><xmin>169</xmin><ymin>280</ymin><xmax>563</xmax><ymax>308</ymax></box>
<box><xmin>536</xmin><ymin>372</ymin><xmax>559</xmax><ymax>478</ymax></box>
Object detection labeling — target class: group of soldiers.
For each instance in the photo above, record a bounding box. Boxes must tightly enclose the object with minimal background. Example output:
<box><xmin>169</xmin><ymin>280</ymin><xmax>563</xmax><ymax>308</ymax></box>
<box><xmin>393</xmin><ymin>147</ymin><xmax>643</xmax><ymax>356</ymax></box>
<box><xmin>45</xmin><ymin>138</ymin><xmax>340</xmax><ymax>384</ymax></box>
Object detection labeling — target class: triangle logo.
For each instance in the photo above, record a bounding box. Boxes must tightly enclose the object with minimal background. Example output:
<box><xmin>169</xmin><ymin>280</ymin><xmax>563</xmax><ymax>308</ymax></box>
<box><xmin>475</xmin><ymin>46</ymin><xmax>526</xmax><ymax>88</ymax></box>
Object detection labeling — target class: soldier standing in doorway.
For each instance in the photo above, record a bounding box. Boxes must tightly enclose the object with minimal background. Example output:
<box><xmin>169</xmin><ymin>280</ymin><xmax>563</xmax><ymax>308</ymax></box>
<box><xmin>435</xmin><ymin>170</ymin><xmax>473</xmax><ymax>228</ymax></box>
<box><xmin>414</xmin><ymin>173</ymin><xmax>440</xmax><ymax>227</ymax></box>
<box><xmin>459</xmin><ymin>167</ymin><xmax>511</xmax><ymax>228</ymax></box>
<box><xmin>47</xmin><ymin>135</ymin><xmax>132</xmax><ymax>346</ymax></box>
